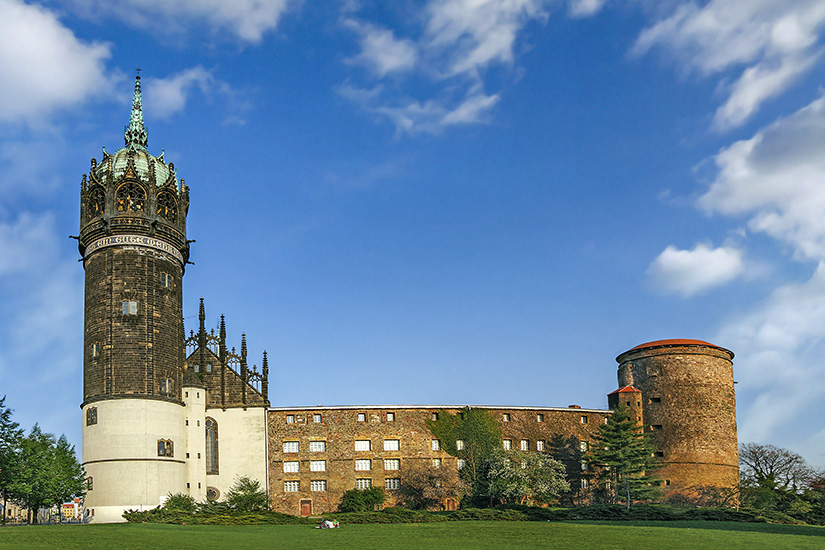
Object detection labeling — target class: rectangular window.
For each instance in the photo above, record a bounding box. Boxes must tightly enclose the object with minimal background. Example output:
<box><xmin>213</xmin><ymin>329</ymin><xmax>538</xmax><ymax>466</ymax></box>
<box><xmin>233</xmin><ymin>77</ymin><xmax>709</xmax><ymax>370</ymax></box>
<box><xmin>357</xmin><ymin>412</ymin><xmax>366</xmax><ymax>422</ymax></box>
<box><xmin>581</xmin><ymin>461</ymin><xmax>589</xmax><ymax>471</ymax></box>
<box><xmin>456</xmin><ymin>439</ymin><xmax>465</xmax><ymax>450</ymax></box>
<box><xmin>502</xmin><ymin>413</ymin><xmax>510</xmax><ymax>422</ymax></box>
<box><xmin>310</xmin><ymin>480</ymin><xmax>327</xmax><ymax>492</ymax></box>
<box><xmin>310</xmin><ymin>460</ymin><xmax>326</xmax><ymax>472</ymax></box>
<box><xmin>355</xmin><ymin>459</ymin><xmax>372</xmax><ymax>471</ymax></box>
<box><xmin>309</xmin><ymin>440</ymin><xmax>326</xmax><ymax>452</ymax></box>
<box><xmin>457</xmin><ymin>458</ymin><xmax>466</xmax><ymax>470</ymax></box>
<box><xmin>284</xmin><ymin>481</ymin><xmax>300</xmax><ymax>492</ymax></box>
<box><xmin>580</xmin><ymin>415</ymin><xmax>589</xmax><ymax>424</ymax></box>
<box><xmin>502</xmin><ymin>439</ymin><xmax>512</xmax><ymax>450</ymax></box>
<box><xmin>313</xmin><ymin>413</ymin><xmax>322</xmax><ymax>423</ymax></box>
<box><xmin>536</xmin><ymin>440</ymin><xmax>545</xmax><ymax>451</ymax></box>
<box><xmin>520</xmin><ymin>439</ymin><xmax>529</xmax><ymax>451</ymax></box>
<box><xmin>431</xmin><ymin>439</ymin><xmax>441</xmax><ymax>451</ymax></box>
<box><xmin>431</xmin><ymin>412</ymin><xmax>439</xmax><ymax>421</ymax></box>
<box><xmin>160</xmin><ymin>378</ymin><xmax>173</xmax><ymax>394</ymax></box>
<box><xmin>122</xmin><ymin>300</ymin><xmax>137</xmax><ymax>315</ymax></box>
<box><xmin>160</xmin><ymin>273</ymin><xmax>171</xmax><ymax>288</ymax></box>
<box><xmin>537</xmin><ymin>413</ymin><xmax>544</xmax><ymax>422</ymax></box>
<box><xmin>385</xmin><ymin>478</ymin><xmax>400</xmax><ymax>490</ymax></box>
<box><xmin>286</xmin><ymin>414</ymin><xmax>295</xmax><ymax>424</ymax></box>
<box><xmin>91</xmin><ymin>342</ymin><xmax>100</xmax><ymax>358</ymax></box>
<box><xmin>356</xmin><ymin>478</ymin><xmax>372</xmax><ymax>490</ymax></box>
<box><xmin>157</xmin><ymin>439</ymin><xmax>173</xmax><ymax>457</ymax></box>
<box><xmin>386</xmin><ymin>412</ymin><xmax>395</xmax><ymax>422</ymax></box>
<box><xmin>283</xmin><ymin>461</ymin><xmax>299</xmax><ymax>473</ymax></box>
<box><xmin>283</xmin><ymin>441</ymin><xmax>299</xmax><ymax>453</ymax></box>
<box><xmin>86</xmin><ymin>407</ymin><xmax>97</xmax><ymax>426</ymax></box>
<box><xmin>384</xmin><ymin>459</ymin><xmax>400</xmax><ymax>470</ymax></box>
<box><xmin>580</xmin><ymin>478</ymin><xmax>589</xmax><ymax>490</ymax></box>
<box><xmin>354</xmin><ymin>440</ymin><xmax>371</xmax><ymax>451</ymax></box>
<box><xmin>384</xmin><ymin>439</ymin><xmax>400</xmax><ymax>451</ymax></box>
<box><xmin>432</xmin><ymin>458</ymin><xmax>442</xmax><ymax>468</ymax></box>
<box><xmin>580</xmin><ymin>441</ymin><xmax>589</xmax><ymax>452</ymax></box>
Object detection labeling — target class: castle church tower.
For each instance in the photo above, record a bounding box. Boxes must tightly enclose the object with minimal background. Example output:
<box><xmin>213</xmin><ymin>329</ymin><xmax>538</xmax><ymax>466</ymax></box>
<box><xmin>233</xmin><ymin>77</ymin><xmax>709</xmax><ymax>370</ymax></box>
<box><xmin>79</xmin><ymin>74</ymin><xmax>191</xmax><ymax>522</ymax></box>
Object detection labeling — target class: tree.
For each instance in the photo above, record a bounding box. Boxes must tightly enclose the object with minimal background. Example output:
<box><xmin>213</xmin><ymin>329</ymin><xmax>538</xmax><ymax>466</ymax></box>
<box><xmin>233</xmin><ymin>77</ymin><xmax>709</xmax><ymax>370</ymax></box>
<box><xmin>48</xmin><ymin>435</ymin><xmax>86</xmax><ymax>522</ymax></box>
<box><xmin>740</xmin><ymin>443</ymin><xmax>817</xmax><ymax>492</ymax></box>
<box><xmin>427</xmin><ymin>407</ymin><xmax>501</xmax><ymax>501</ymax></box>
<box><xmin>225</xmin><ymin>476</ymin><xmax>269</xmax><ymax>512</ymax></box>
<box><xmin>339</xmin><ymin>487</ymin><xmax>386</xmax><ymax>512</ymax></box>
<box><xmin>0</xmin><ymin>396</ymin><xmax>23</xmax><ymax>525</ymax></box>
<box><xmin>588</xmin><ymin>406</ymin><xmax>660</xmax><ymax>508</ymax></box>
<box><xmin>398</xmin><ymin>461</ymin><xmax>466</xmax><ymax>510</ymax></box>
<box><xmin>486</xmin><ymin>449</ymin><xmax>569</xmax><ymax>505</ymax></box>
<box><xmin>16</xmin><ymin>425</ymin><xmax>58</xmax><ymax>523</ymax></box>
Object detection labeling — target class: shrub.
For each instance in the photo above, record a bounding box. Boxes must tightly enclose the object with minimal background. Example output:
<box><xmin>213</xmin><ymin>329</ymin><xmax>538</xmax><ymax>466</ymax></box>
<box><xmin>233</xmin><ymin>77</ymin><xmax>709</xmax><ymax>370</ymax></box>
<box><xmin>225</xmin><ymin>476</ymin><xmax>269</xmax><ymax>512</ymax></box>
<box><xmin>340</xmin><ymin>487</ymin><xmax>386</xmax><ymax>512</ymax></box>
<box><xmin>163</xmin><ymin>492</ymin><xmax>197</xmax><ymax>513</ymax></box>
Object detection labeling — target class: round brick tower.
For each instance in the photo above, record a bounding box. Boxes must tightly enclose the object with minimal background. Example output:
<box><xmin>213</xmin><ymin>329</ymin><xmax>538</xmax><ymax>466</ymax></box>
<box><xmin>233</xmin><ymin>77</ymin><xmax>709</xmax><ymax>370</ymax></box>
<box><xmin>614</xmin><ymin>339</ymin><xmax>738</xmax><ymax>498</ymax></box>
<box><xmin>78</xmin><ymin>74</ymin><xmax>190</xmax><ymax>522</ymax></box>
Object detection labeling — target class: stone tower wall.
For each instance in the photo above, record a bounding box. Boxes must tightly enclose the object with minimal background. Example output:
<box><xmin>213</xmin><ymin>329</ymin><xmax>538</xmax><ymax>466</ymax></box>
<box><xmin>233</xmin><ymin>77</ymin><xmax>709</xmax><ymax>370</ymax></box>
<box><xmin>83</xmin><ymin>245</ymin><xmax>184</xmax><ymax>404</ymax></box>
<box><xmin>615</xmin><ymin>342</ymin><xmax>738</xmax><ymax>494</ymax></box>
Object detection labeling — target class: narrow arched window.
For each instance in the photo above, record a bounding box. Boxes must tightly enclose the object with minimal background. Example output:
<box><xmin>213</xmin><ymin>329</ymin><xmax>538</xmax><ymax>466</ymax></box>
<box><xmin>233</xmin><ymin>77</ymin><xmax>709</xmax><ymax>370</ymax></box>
<box><xmin>87</xmin><ymin>187</ymin><xmax>105</xmax><ymax>219</ymax></box>
<box><xmin>156</xmin><ymin>191</ymin><xmax>178</xmax><ymax>223</ymax></box>
<box><xmin>205</xmin><ymin>417</ymin><xmax>218</xmax><ymax>474</ymax></box>
<box><xmin>116</xmin><ymin>182</ymin><xmax>145</xmax><ymax>213</ymax></box>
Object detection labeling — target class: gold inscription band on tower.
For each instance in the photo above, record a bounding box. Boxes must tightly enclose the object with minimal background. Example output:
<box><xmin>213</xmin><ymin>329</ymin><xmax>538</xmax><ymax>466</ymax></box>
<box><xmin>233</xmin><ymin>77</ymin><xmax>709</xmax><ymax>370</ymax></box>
<box><xmin>85</xmin><ymin>234</ymin><xmax>185</xmax><ymax>265</ymax></box>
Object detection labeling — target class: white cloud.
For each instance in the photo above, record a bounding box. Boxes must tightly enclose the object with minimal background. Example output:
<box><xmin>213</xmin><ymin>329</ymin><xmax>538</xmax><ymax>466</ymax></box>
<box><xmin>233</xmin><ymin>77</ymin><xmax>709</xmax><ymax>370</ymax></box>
<box><xmin>0</xmin><ymin>211</ymin><xmax>82</xmax><ymax>441</ymax></box>
<box><xmin>716</xmin><ymin>262</ymin><xmax>825</xmax><ymax>452</ymax></box>
<box><xmin>71</xmin><ymin>0</ymin><xmax>299</xmax><ymax>43</ymax></box>
<box><xmin>424</xmin><ymin>0</ymin><xmax>549</xmax><ymax>76</ymax></box>
<box><xmin>567</xmin><ymin>0</ymin><xmax>607</xmax><ymax>18</ymax></box>
<box><xmin>633</xmin><ymin>0</ymin><xmax>825</xmax><ymax>129</ymax></box>
<box><xmin>344</xmin><ymin>19</ymin><xmax>418</xmax><ymax>77</ymax></box>
<box><xmin>699</xmin><ymin>94</ymin><xmax>825</xmax><ymax>260</ymax></box>
<box><xmin>648</xmin><ymin>243</ymin><xmax>745</xmax><ymax>297</ymax></box>
<box><xmin>0</xmin><ymin>0</ymin><xmax>112</xmax><ymax>124</ymax></box>
<box><xmin>144</xmin><ymin>67</ymin><xmax>215</xmax><ymax>119</ymax></box>
<box><xmin>341</xmin><ymin>0</ymin><xmax>567</xmax><ymax>134</ymax></box>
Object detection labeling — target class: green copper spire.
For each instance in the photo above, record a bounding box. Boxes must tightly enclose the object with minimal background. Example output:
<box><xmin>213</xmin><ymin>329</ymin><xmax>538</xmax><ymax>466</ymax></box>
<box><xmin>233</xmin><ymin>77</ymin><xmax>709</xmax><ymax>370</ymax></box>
<box><xmin>124</xmin><ymin>70</ymin><xmax>148</xmax><ymax>150</ymax></box>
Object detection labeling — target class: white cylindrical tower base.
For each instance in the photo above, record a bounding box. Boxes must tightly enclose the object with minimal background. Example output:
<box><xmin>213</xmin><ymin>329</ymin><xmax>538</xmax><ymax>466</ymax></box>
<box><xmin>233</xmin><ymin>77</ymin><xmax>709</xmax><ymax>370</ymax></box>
<box><xmin>82</xmin><ymin>398</ymin><xmax>186</xmax><ymax>523</ymax></box>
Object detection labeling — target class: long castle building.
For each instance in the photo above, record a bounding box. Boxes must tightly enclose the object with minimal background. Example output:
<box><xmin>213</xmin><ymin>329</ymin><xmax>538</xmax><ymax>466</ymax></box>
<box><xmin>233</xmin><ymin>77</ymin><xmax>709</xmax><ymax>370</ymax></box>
<box><xmin>78</xmin><ymin>76</ymin><xmax>738</xmax><ymax>522</ymax></box>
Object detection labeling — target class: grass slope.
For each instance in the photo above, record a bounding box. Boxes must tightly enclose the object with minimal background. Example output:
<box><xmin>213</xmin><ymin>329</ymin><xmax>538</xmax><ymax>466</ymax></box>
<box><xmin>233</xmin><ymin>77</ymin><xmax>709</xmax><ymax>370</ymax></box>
<box><xmin>1</xmin><ymin>521</ymin><xmax>824</xmax><ymax>550</ymax></box>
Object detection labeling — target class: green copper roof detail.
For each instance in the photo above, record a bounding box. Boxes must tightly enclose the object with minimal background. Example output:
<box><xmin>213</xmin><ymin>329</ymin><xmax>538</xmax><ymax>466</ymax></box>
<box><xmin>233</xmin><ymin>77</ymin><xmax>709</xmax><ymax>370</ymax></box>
<box><xmin>124</xmin><ymin>72</ymin><xmax>148</xmax><ymax>150</ymax></box>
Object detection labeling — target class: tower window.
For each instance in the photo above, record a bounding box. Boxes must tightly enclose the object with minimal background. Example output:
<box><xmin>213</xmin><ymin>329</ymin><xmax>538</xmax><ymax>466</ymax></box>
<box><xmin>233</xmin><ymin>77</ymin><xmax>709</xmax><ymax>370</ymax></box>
<box><xmin>116</xmin><ymin>182</ymin><xmax>145</xmax><ymax>213</ymax></box>
<box><xmin>86</xmin><ymin>477</ymin><xmax>93</xmax><ymax>491</ymax></box>
<box><xmin>157</xmin><ymin>439</ymin><xmax>174</xmax><ymax>457</ymax></box>
<box><xmin>86</xmin><ymin>407</ymin><xmax>97</xmax><ymax>426</ymax></box>
<box><xmin>91</xmin><ymin>342</ymin><xmax>100</xmax><ymax>358</ymax></box>
<box><xmin>122</xmin><ymin>301</ymin><xmax>137</xmax><ymax>315</ymax></box>
<box><xmin>160</xmin><ymin>273</ymin><xmax>171</xmax><ymax>288</ymax></box>
<box><xmin>160</xmin><ymin>378</ymin><xmax>173</xmax><ymax>394</ymax></box>
<box><xmin>156</xmin><ymin>191</ymin><xmax>178</xmax><ymax>223</ymax></box>
<box><xmin>206</xmin><ymin>417</ymin><xmax>218</xmax><ymax>475</ymax></box>
<box><xmin>87</xmin><ymin>187</ymin><xmax>105</xmax><ymax>219</ymax></box>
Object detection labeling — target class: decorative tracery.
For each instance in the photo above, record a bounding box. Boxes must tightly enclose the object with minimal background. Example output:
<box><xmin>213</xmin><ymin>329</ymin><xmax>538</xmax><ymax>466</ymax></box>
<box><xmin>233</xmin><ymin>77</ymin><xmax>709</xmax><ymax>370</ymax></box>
<box><xmin>156</xmin><ymin>191</ymin><xmax>178</xmax><ymax>223</ymax></box>
<box><xmin>116</xmin><ymin>182</ymin><xmax>145</xmax><ymax>213</ymax></box>
<box><xmin>87</xmin><ymin>187</ymin><xmax>105</xmax><ymax>219</ymax></box>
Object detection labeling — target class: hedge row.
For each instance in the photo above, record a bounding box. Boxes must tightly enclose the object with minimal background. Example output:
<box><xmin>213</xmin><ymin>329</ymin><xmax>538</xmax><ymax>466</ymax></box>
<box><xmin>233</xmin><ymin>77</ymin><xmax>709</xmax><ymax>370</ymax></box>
<box><xmin>124</xmin><ymin>504</ymin><xmax>805</xmax><ymax>526</ymax></box>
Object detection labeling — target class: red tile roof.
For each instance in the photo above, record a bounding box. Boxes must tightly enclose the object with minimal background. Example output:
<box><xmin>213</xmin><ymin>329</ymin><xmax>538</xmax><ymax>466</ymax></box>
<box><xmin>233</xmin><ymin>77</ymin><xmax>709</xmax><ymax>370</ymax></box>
<box><xmin>607</xmin><ymin>385</ymin><xmax>641</xmax><ymax>395</ymax></box>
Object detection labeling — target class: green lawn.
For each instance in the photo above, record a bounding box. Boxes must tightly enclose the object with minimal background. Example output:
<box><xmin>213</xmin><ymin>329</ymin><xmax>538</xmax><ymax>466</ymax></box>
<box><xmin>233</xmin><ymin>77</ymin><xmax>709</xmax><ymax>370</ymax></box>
<box><xmin>1</xmin><ymin>521</ymin><xmax>823</xmax><ymax>550</ymax></box>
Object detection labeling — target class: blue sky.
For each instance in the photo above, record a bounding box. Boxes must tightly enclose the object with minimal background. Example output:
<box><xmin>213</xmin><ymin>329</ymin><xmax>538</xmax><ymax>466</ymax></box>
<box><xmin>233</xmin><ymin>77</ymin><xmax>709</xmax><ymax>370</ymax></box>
<box><xmin>2</xmin><ymin>0</ymin><xmax>825</xmax><ymax>468</ymax></box>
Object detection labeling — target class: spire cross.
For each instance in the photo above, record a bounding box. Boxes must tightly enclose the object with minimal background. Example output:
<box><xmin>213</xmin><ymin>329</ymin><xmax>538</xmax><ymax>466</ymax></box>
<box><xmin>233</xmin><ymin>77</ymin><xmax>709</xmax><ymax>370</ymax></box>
<box><xmin>124</xmin><ymin>71</ymin><xmax>148</xmax><ymax>149</ymax></box>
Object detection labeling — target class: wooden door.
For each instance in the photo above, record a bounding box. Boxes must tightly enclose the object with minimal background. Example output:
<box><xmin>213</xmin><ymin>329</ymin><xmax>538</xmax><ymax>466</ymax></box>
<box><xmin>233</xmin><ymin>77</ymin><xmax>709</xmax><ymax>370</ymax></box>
<box><xmin>300</xmin><ymin>500</ymin><xmax>312</xmax><ymax>516</ymax></box>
